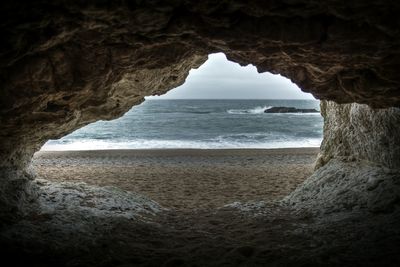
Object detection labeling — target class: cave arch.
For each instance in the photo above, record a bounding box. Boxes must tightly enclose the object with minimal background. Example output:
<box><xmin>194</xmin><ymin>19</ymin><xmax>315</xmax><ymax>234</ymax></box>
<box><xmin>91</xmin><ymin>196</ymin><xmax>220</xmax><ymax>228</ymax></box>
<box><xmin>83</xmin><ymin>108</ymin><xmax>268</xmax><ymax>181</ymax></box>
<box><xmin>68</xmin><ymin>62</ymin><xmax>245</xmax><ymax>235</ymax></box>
<box><xmin>1</xmin><ymin>0</ymin><xmax>400</xmax><ymax>171</ymax></box>
<box><xmin>0</xmin><ymin>1</ymin><xmax>400</xmax><ymax>265</ymax></box>
<box><xmin>40</xmin><ymin>52</ymin><xmax>322</xmax><ymax>151</ymax></box>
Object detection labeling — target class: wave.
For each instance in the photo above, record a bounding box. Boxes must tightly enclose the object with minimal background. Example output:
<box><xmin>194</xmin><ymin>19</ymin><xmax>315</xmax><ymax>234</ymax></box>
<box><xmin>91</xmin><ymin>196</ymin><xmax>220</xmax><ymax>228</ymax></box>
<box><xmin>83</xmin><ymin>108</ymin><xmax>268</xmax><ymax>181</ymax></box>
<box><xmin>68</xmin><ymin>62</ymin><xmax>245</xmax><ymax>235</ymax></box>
<box><xmin>151</xmin><ymin>111</ymin><xmax>212</xmax><ymax>114</ymax></box>
<box><xmin>227</xmin><ymin>106</ymin><xmax>271</xmax><ymax>114</ymax></box>
<box><xmin>187</xmin><ymin>111</ymin><xmax>211</xmax><ymax>114</ymax></box>
<box><xmin>227</xmin><ymin>106</ymin><xmax>321</xmax><ymax>116</ymax></box>
<box><xmin>41</xmin><ymin>136</ymin><xmax>322</xmax><ymax>151</ymax></box>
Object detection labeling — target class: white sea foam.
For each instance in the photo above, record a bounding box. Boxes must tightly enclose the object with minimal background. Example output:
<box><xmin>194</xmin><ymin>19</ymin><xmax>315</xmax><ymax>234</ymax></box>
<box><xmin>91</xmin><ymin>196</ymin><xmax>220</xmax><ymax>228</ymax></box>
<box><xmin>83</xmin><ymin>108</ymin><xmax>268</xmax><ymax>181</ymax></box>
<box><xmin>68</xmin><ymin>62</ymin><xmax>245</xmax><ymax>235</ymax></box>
<box><xmin>41</xmin><ymin>137</ymin><xmax>322</xmax><ymax>151</ymax></box>
<box><xmin>40</xmin><ymin>100</ymin><xmax>323</xmax><ymax>151</ymax></box>
<box><xmin>227</xmin><ymin>106</ymin><xmax>321</xmax><ymax>116</ymax></box>
<box><xmin>227</xmin><ymin>106</ymin><xmax>271</xmax><ymax>114</ymax></box>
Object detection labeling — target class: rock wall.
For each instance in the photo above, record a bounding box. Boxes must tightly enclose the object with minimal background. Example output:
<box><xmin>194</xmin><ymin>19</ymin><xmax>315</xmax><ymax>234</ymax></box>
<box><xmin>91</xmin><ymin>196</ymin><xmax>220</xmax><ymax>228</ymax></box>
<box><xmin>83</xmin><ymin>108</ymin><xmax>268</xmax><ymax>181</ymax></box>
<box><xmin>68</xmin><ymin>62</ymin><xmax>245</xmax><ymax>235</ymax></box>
<box><xmin>286</xmin><ymin>101</ymin><xmax>400</xmax><ymax>214</ymax></box>
<box><xmin>286</xmin><ymin>159</ymin><xmax>400</xmax><ymax>214</ymax></box>
<box><xmin>316</xmin><ymin>101</ymin><xmax>400</xmax><ymax>169</ymax></box>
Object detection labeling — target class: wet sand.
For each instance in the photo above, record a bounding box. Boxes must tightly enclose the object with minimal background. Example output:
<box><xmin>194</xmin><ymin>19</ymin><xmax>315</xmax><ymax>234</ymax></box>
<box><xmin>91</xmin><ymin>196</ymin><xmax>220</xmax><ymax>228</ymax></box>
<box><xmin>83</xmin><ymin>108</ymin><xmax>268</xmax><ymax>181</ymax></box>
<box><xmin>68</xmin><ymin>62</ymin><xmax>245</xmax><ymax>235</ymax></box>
<box><xmin>33</xmin><ymin>148</ymin><xmax>319</xmax><ymax>210</ymax></box>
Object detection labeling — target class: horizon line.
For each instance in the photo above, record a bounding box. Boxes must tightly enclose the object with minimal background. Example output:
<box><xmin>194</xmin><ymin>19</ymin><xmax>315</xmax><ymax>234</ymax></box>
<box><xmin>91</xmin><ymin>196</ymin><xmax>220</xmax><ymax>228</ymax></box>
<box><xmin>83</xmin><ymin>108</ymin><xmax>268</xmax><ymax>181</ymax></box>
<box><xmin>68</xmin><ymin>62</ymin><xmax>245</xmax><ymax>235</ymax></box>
<box><xmin>144</xmin><ymin>98</ymin><xmax>318</xmax><ymax>100</ymax></box>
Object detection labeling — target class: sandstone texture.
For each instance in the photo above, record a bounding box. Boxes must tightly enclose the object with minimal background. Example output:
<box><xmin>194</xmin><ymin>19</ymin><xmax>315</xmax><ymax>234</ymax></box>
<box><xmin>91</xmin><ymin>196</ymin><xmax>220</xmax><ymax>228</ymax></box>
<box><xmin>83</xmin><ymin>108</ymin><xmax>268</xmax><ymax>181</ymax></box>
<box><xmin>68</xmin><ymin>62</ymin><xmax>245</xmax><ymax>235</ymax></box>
<box><xmin>316</xmin><ymin>101</ymin><xmax>400</xmax><ymax>170</ymax></box>
<box><xmin>285</xmin><ymin>101</ymin><xmax>400</xmax><ymax>214</ymax></box>
<box><xmin>285</xmin><ymin>159</ymin><xmax>400</xmax><ymax>214</ymax></box>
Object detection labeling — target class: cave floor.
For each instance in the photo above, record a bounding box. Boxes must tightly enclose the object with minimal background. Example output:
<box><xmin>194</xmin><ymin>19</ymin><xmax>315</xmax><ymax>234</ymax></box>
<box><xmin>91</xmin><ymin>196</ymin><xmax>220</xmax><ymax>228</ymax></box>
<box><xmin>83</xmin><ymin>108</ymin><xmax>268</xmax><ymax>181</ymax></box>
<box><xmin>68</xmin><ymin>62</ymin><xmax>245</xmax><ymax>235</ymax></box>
<box><xmin>0</xmin><ymin>149</ymin><xmax>399</xmax><ymax>266</ymax></box>
<box><xmin>1</xmin><ymin>189</ymin><xmax>399</xmax><ymax>267</ymax></box>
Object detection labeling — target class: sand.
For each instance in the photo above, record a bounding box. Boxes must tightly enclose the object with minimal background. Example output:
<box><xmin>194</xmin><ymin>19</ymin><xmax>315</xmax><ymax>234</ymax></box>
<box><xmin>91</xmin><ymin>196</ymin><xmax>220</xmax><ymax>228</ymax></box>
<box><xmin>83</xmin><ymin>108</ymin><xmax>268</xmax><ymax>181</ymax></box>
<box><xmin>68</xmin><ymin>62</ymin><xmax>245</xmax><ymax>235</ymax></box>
<box><xmin>33</xmin><ymin>148</ymin><xmax>319</xmax><ymax>210</ymax></box>
<box><xmin>8</xmin><ymin>148</ymin><xmax>381</xmax><ymax>266</ymax></box>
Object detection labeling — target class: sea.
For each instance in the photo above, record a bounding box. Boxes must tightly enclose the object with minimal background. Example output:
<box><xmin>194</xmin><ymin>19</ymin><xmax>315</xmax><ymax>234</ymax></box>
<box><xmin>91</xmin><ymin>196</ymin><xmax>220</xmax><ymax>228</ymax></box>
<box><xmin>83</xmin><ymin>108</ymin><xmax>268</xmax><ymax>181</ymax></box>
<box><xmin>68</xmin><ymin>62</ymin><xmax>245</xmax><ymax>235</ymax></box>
<box><xmin>41</xmin><ymin>99</ymin><xmax>323</xmax><ymax>151</ymax></box>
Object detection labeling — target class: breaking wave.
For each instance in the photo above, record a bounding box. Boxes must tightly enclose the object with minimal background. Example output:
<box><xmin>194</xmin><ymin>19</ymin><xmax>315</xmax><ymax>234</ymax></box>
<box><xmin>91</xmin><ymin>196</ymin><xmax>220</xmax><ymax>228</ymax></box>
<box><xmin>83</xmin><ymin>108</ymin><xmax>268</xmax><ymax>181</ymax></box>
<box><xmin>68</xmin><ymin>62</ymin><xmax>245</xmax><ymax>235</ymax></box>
<box><xmin>42</xmin><ymin>136</ymin><xmax>322</xmax><ymax>151</ymax></box>
<box><xmin>227</xmin><ymin>106</ymin><xmax>271</xmax><ymax>114</ymax></box>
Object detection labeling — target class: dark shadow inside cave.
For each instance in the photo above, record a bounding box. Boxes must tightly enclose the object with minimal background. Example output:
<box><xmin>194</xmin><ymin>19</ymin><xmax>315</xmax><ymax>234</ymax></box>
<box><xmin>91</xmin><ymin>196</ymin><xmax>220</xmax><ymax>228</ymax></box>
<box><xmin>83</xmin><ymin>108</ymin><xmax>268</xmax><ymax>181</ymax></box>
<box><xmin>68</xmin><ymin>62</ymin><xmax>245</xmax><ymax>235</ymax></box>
<box><xmin>1</xmin><ymin>1</ymin><xmax>400</xmax><ymax>266</ymax></box>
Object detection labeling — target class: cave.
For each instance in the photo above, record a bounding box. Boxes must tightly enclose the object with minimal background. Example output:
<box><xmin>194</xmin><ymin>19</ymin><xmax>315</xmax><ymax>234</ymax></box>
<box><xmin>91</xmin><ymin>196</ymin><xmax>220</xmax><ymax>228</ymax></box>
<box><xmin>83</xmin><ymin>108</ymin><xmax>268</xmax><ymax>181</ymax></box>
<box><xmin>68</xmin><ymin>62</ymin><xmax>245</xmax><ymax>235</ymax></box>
<box><xmin>1</xmin><ymin>1</ymin><xmax>400</xmax><ymax>266</ymax></box>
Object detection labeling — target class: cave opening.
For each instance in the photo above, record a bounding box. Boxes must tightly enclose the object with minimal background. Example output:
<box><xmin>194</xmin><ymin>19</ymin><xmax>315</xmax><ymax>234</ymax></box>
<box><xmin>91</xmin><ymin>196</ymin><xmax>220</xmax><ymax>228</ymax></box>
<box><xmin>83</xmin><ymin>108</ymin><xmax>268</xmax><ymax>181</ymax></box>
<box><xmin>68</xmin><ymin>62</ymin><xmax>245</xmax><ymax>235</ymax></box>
<box><xmin>33</xmin><ymin>52</ymin><xmax>323</xmax><ymax>210</ymax></box>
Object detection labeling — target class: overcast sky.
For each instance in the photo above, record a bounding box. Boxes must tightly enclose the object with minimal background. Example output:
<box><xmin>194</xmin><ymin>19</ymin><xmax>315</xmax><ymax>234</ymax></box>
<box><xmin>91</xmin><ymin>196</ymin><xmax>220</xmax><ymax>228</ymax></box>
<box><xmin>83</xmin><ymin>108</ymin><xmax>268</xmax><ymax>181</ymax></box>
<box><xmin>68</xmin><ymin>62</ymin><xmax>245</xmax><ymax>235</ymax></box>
<box><xmin>146</xmin><ymin>53</ymin><xmax>315</xmax><ymax>100</ymax></box>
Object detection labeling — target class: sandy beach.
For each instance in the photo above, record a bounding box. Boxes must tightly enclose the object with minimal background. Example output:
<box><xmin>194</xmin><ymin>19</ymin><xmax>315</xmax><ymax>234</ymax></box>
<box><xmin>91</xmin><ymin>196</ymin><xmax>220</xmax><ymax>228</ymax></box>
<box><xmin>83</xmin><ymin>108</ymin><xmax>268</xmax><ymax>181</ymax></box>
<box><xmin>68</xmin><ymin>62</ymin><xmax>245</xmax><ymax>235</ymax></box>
<box><xmin>33</xmin><ymin>148</ymin><xmax>319</xmax><ymax>210</ymax></box>
<box><xmin>13</xmin><ymin>148</ymin><xmax>385</xmax><ymax>266</ymax></box>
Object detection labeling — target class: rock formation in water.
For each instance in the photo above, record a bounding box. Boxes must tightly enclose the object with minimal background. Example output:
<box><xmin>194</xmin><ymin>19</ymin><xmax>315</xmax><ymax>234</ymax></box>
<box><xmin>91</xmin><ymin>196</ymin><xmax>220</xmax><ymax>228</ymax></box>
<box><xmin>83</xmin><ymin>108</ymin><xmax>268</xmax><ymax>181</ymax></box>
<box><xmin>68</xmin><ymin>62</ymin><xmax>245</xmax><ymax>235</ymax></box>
<box><xmin>264</xmin><ymin>107</ymin><xmax>319</xmax><ymax>113</ymax></box>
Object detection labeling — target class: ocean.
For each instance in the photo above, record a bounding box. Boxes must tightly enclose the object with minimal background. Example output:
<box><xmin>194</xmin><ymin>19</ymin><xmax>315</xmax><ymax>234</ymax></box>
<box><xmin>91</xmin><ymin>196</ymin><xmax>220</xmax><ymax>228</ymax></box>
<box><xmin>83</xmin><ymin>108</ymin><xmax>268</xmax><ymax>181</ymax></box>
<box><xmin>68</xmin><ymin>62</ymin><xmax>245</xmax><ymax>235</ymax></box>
<box><xmin>41</xmin><ymin>99</ymin><xmax>323</xmax><ymax>150</ymax></box>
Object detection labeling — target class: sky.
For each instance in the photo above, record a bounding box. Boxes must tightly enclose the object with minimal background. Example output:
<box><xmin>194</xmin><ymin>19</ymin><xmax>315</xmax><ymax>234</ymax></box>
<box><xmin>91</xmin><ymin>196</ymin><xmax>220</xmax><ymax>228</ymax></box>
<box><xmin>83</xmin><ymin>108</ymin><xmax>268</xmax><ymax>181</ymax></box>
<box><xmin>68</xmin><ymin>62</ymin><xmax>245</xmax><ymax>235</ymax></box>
<box><xmin>146</xmin><ymin>53</ymin><xmax>315</xmax><ymax>100</ymax></box>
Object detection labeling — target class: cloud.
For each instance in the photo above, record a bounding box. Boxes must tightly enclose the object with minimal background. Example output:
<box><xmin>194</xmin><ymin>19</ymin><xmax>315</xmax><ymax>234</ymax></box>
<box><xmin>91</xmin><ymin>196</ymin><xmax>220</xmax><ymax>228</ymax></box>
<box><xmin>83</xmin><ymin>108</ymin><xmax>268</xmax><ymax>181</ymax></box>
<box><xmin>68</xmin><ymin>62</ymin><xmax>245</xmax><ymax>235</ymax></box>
<box><xmin>147</xmin><ymin>53</ymin><xmax>315</xmax><ymax>100</ymax></box>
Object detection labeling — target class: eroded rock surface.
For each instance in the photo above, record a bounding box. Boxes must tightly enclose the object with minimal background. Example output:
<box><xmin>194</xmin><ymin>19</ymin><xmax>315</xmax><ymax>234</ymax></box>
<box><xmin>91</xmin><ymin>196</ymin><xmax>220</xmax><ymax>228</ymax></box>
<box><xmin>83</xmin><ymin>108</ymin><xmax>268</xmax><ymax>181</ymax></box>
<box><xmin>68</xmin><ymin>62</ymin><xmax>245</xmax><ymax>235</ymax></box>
<box><xmin>286</xmin><ymin>159</ymin><xmax>400</xmax><ymax>214</ymax></box>
<box><xmin>1</xmin><ymin>183</ymin><xmax>399</xmax><ymax>266</ymax></box>
<box><xmin>286</xmin><ymin>101</ymin><xmax>400</xmax><ymax>214</ymax></box>
<box><xmin>316</xmin><ymin>101</ymin><xmax>400</xmax><ymax>170</ymax></box>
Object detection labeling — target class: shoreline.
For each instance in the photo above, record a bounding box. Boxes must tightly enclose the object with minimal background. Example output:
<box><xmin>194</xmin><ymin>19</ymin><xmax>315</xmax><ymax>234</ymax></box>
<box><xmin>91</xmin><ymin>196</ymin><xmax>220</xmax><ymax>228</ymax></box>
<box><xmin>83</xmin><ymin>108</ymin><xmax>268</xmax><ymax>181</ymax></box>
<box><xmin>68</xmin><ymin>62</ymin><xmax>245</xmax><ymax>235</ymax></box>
<box><xmin>36</xmin><ymin>147</ymin><xmax>320</xmax><ymax>156</ymax></box>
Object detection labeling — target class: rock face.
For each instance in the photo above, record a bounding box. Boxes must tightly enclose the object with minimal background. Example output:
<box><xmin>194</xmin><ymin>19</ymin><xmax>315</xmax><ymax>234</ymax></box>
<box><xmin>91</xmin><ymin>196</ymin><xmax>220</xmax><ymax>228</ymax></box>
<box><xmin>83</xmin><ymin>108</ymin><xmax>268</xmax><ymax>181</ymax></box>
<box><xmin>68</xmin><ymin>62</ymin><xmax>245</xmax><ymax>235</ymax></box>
<box><xmin>264</xmin><ymin>107</ymin><xmax>319</xmax><ymax>113</ymax></box>
<box><xmin>285</xmin><ymin>101</ymin><xmax>400</xmax><ymax>214</ymax></box>
<box><xmin>316</xmin><ymin>101</ymin><xmax>400</xmax><ymax>170</ymax></box>
<box><xmin>286</xmin><ymin>159</ymin><xmax>400</xmax><ymax>214</ymax></box>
